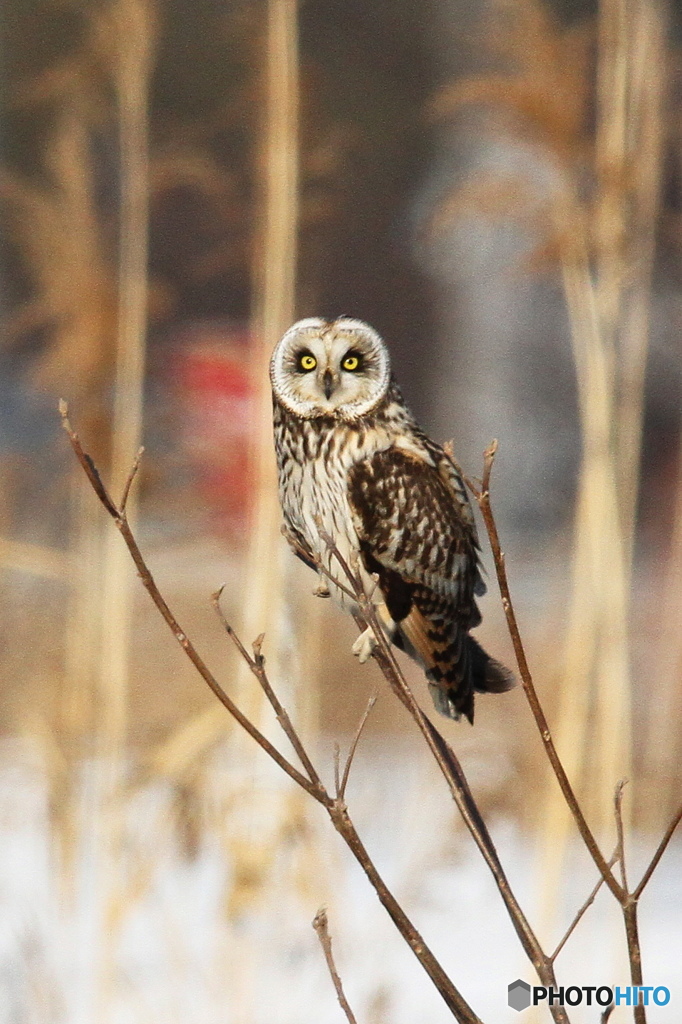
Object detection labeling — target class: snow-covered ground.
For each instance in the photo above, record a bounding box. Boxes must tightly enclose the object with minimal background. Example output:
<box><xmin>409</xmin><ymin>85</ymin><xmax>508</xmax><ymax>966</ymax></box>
<box><xmin>0</xmin><ymin>738</ymin><xmax>679</xmax><ymax>1024</ymax></box>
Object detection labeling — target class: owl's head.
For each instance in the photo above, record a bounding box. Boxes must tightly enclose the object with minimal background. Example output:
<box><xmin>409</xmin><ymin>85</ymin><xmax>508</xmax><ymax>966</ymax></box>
<box><xmin>270</xmin><ymin>317</ymin><xmax>391</xmax><ymax>419</ymax></box>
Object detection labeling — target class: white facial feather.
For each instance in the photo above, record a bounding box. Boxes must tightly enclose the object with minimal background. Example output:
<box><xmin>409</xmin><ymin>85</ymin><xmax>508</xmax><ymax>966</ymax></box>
<box><xmin>270</xmin><ymin>317</ymin><xmax>391</xmax><ymax>419</ymax></box>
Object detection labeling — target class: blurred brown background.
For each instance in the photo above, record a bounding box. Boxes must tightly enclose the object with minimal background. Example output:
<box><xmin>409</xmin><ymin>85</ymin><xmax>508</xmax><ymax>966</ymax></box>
<box><xmin>1</xmin><ymin>0</ymin><xmax>682</xmax><ymax>1021</ymax></box>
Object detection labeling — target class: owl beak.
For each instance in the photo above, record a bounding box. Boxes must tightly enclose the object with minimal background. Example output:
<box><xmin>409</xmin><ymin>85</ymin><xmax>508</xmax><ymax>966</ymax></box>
<box><xmin>322</xmin><ymin>369</ymin><xmax>335</xmax><ymax>400</ymax></box>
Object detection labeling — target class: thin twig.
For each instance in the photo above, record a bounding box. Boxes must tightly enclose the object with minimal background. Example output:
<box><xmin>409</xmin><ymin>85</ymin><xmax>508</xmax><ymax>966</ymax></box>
<box><xmin>550</xmin><ymin>847</ymin><xmax>619</xmax><ymax>962</ymax></box>
<box><xmin>333</xmin><ymin>743</ymin><xmax>342</xmax><ymax>798</ymax></box>
<box><xmin>212</xmin><ymin>589</ymin><xmax>322</xmax><ymax>788</ymax></box>
<box><xmin>340</xmin><ymin>695</ymin><xmax>377</xmax><ymax>799</ymax></box>
<box><xmin>283</xmin><ymin>527</ymin><xmax>358</xmax><ymax>605</ymax></box>
<box><xmin>614</xmin><ymin>781</ymin><xmax>629</xmax><ymax>893</ymax></box>
<box><xmin>60</xmin><ymin>403</ymin><xmax>326</xmax><ymax>803</ymax></box>
<box><xmin>465</xmin><ymin>441</ymin><xmax>624</xmax><ymax>903</ymax></box>
<box><xmin>633</xmin><ymin>802</ymin><xmax>682</xmax><ymax>899</ymax></box>
<box><xmin>120</xmin><ymin>446</ymin><xmax>144</xmax><ymax>515</ymax></box>
<box><xmin>62</xmin><ymin>406</ymin><xmax>481</xmax><ymax>1024</ymax></box>
<box><xmin>319</xmin><ymin>524</ymin><xmax>570</xmax><ymax>1024</ymax></box>
<box><xmin>312</xmin><ymin>909</ymin><xmax>359</xmax><ymax>1024</ymax></box>
<box><xmin>601</xmin><ymin>1005</ymin><xmax>615</xmax><ymax>1023</ymax></box>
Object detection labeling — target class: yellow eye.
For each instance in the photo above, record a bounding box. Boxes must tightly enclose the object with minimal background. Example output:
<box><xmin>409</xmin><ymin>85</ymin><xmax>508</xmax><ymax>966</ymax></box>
<box><xmin>342</xmin><ymin>354</ymin><xmax>360</xmax><ymax>372</ymax></box>
<box><xmin>298</xmin><ymin>353</ymin><xmax>317</xmax><ymax>371</ymax></box>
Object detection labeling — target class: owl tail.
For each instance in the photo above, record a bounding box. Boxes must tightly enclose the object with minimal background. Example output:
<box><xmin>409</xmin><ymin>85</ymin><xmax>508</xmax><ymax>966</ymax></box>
<box><xmin>428</xmin><ymin>638</ymin><xmax>512</xmax><ymax>720</ymax></box>
<box><xmin>428</xmin><ymin>636</ymin><xmax>514</xmax><ymax>724</ymax></box>
<box><xmin>397</xmin><ymin>606</ymin><xmax>514</xmax><ymax>724</ymax></box>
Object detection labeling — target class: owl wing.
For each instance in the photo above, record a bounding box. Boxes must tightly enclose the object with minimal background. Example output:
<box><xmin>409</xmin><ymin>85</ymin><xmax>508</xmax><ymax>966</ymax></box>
<box><xmin>348</xmin><ymin>445</ymin><xmax>511</xmax><ymax>722</ymax></box>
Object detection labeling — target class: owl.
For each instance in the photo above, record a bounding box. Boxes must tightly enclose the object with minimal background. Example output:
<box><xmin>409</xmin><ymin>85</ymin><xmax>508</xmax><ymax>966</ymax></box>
<box><xmin>270</xmin><ymin>317</ymin><xmax>513</xmax><ymax>723</ymax></box>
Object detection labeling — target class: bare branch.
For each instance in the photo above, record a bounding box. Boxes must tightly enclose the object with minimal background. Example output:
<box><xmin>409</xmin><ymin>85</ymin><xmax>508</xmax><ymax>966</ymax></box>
<box><xmin>61</xmin><ymin>406</ymin><xmax>326</xmax><ymax>803</ymax></box>
<box><xmin>466</xmin><ymin>441</ymin><xmax>624</xmax><ymax>903</ymax></box>
<box><xmin>340</xmin><ymin>695</ymin><xmax>377</xmax><ymax>799</ymax></box>
<box><xmin>550</xmin><ymin>847</ymin><xmax>619</xmax><ymax>962</ymax></box>
<box><xmin>211</xmin><ymin>585</ymin><xmax>256</xmax><ymax>666</ymax></box>
<box><xmin>326</xmin><ymin>798</ymin><xmax>483</xmax><ymax>1023</ymax></box>
<box><xmin>614</xmin><ymin>781</ymin><xmax>629</xmax><ymax>893</ymax></box>
<box><xmin>622</xmin><ymin>900</ymin><xmax>646</xmax><ymax>1024</ymax></box>
<box><xmin>282</xmin><ymin>525</ymin><xmax>357</xmax><ymax>604</ymax></box>
<box><xmin>601</xmin><ymin>1005</ymin><xmax>615</xmax><ymax>1023</ymax></box>
<box><xmin>120</xmin><ymin>445</ymin><xmax>144</xmax><ymax>515</ymax></box>
<box><xmin>60</xmin><ymin>401</ymin><xmax>120</xmax><ymax>519</ymax></box>
<box><xmin>319</xmin><ymin>521</ymin><xmax>571</xmax><ymax>1022</ymax></box>
<box><xmin>212</xmin><ymin>590</ymin><xmax>322</xmax><ymax>788</ymax></box>
<box><xmin>634</xmin><ymin>803</ymin><xmax>682</xmax><ymax>899</ymax></box>
<box><xmin>63</xmin><ymin>407</ymin><xmax>481</xmax><ymax>1024</ymax></box>
<box><xmin>313</xmin><ymin>909</ymin><xmax>359</xmax><ymax>1024</ymax></box>
<box><xmin>333</xmin><ymin>743</ymin><xmax>341</xmax><ymax>798</ymax></box>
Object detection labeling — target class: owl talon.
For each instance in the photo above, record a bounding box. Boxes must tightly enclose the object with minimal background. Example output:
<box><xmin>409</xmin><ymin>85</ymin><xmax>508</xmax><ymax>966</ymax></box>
<box><xmin>352</xmin><ymin>627</ymin><xmax>377</xmax><ymax>664</ymax></box>
<box><xmin>312</xmin><ymin>581</ymin><xmax>330</xmax><ymax>598</ymax></box>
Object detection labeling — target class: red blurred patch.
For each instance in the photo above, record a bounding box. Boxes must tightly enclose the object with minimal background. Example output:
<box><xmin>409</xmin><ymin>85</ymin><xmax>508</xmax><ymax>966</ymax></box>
<box><xmin>170</xmin><ymin>322</ymin><xmax>255</xmax><ymax>536</ymax></box>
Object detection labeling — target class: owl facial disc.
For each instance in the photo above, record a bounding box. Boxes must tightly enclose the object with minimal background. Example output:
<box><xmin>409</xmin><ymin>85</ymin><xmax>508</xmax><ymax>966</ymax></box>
<box><xmin>270</xmin><ymin>317</ymin><xmax>391</xmax><ymax>419</ymax></box>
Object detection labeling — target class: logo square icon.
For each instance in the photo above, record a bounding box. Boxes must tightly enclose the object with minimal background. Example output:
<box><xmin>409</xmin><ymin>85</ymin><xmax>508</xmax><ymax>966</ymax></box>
<box><xmin>508</xmin><ymin>979</ymin><xmax>531</xmax><ymax>1011</ymax></box>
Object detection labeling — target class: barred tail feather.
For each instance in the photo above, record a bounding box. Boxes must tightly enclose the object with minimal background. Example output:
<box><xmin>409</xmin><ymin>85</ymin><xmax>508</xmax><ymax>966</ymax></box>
<box><xmin>394</xmin><ymin>605</ymin><xmax>514</xmax><ymax>724</ymax></box>
<box><xmin>425</xmin><ymin>632</ymin><xmax>514</xmax><ymax>725</ymax></box>
<box><xmin>468</xmin><ymin>636</ymin><xmax>516</xmax><ymax>695</ymax></box>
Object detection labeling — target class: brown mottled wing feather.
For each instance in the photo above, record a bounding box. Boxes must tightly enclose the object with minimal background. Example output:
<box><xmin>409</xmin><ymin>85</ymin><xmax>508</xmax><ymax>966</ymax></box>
<box><xmin>348</xmin><ymin>445</ymin><xmax>513</xmax><ymax>723</ymax></box>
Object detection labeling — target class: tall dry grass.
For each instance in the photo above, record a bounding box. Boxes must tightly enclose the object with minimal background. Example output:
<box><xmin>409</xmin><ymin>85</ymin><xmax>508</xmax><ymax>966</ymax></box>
<box><xmin>1</xmin><ymin>36</ymin><xmax>118</xmax><ymax>878</ymax></box>
<box><xmin>3</xmin><ymin>1</ymin><xmax>156</xmax><ymax>1015</ymax></box>
<box><xmin>143</xmin><ymin>9</ymin><xmax>310</xmax><ymax>955</ymax></box>
<box><xmin>91</xmin><ymin>2</ymin><xmax>156</xmax><ymax>1016</ymax></box>
<box><xmin>5</xmin><ymin>1</ymin><xmax>313</xmax><ymax>1005</ymax></box>
<box><xmin>546</xmin><ymin>0</ymin><xmax>665</xmax><ymax>906</ymax></box>
<box><xmin>647</xmin><ymin>413</ymin><xmax>682</xmax><ymax>819</ymax></box>
<box><xmin>431</xmin><ymin>0</ymin><xmax>668</xmax><ymax>932</ymax></box>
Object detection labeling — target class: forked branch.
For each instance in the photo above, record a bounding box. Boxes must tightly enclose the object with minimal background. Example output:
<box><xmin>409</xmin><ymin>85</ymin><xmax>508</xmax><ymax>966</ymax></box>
<box><xmin>62</xmin><ymin>404</ymin><xmax>679</xmax><ymax>1024</ymax></box>
<box><xmin>467</xmin><ymin>440</ymin><xmax>682</xmax><ymax>1024</ymax></box>
<box><xmin>316</xmin><ymin>526</ymin><xmax>570</xmax><ymax>1023</ymax></box>
<box><xmin>464</xmin><ymin>440</ymin><xmax>624</xmax><ymax>902</ymax></box>
<box><xmin>60</xmin><ymin>403</ymin><xmax>480</xmax><ymax>1024</ymax></box>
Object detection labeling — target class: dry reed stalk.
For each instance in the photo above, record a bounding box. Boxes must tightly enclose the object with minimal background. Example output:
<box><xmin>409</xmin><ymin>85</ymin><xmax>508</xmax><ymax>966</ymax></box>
<box><xmin>539</xmin><ymin>0</ymin><xmax>665</xmax><ymax>924</ymax></box>
<box><xmin>91</xmin><ymin>1</ymin><xmax>155</xmax><ymax>1016</ymax></box>
<box><xmin>538</xmin><ymin>233</ymin><xmax>632</xmax><ymax>941</ymax></box>
<box><xmin>227</xmin><ymin>0</ymin><xmax>301</xmax><ymax>728</ymax></box>
<box><xmin>151</xmin><ymin>4</ymin><xmax>303</xmax><ymax>997</ymax></box>
<box><xmin>615</xmin><ymin>3</ymin><xmax>665</xmax><ymax>557</ymax></box>
<box><xmin>2</xmin><ymin>71</ymin><xmax>117</xmax><ymax>765</ymax></box>
<box><xmin>1</xmin><ymin>117</ymin><xmax>116</xmax><ymax>405</ymax></box>
<box><xmin>150</xmin><ymin>0</ymin><xmax>303</xmax><ymax>786</ymax></box>
<box><xmin>46</xmin><ymin>107</ymin><xmax>110</xmax><ymax>776</ymax></box>
<box><xmin>646</xmin><ymin>429</ymin><xmax>682</xmax><ymax>818</ymax></box>
<box><xmin>430</xmin><ymin>0</ymin><xmax>666</xmax><ymax>951</ymax></box>
<box><xmin>220</xmin><ymin>0</ymin><xmax>302</xmax><ymax>948</ymax></box>
<box><xmin>62</xmin><ymin>474</ymin><xmax>101</xmax><ymax>753</ymax></box>
<box><xmin>2</xmin><ymin>93</ymin><xmax>116</xmax><ymax>909</ymax></box>
<box><xmin>98</xmin><ymin>0</ymin><xmax>154</xmax><ymax>769</ymax></box>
